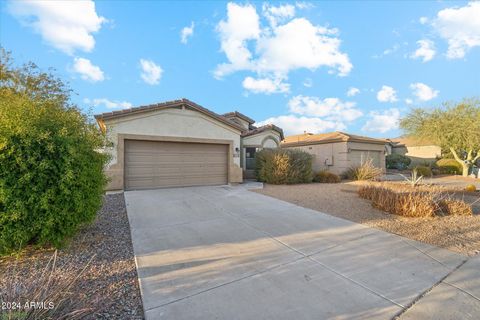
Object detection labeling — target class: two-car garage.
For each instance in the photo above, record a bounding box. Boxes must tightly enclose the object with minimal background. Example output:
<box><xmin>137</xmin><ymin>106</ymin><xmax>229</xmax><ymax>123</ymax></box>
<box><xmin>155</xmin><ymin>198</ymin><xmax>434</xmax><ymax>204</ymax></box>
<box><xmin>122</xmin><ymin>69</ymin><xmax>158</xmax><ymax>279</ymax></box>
<box><xmin>124</xmin><ymin>140</ymin><xmax>228</xmax><ymax>190</ymax></box>
<box><xmin>95</xmin><ymin>99</ymin><xmax>245</xmax><ymax>191</ymax></box>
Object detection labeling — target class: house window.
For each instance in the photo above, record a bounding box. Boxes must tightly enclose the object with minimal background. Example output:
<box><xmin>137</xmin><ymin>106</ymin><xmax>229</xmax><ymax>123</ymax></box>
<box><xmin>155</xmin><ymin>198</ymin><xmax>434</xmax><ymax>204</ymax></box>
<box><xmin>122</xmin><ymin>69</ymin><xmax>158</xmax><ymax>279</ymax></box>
<box><xmin>245</xmin><ymin>147</ymin><xmax>257</xmax><ymax>170</ymax></box>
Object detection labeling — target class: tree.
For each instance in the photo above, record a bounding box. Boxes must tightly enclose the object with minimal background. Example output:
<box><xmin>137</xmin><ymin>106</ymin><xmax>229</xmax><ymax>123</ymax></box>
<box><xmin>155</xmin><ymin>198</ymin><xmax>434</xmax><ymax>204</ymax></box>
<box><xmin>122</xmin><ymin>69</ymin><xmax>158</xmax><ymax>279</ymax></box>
<box><xmin>0</xmin><ymin>49</ymin><xmax>109</xmax><ymax>254</ymax></box>
<box><xmin>400</xmin><ymin>99</ymin><xmax>480</xmax><ymax>177</ymax></box>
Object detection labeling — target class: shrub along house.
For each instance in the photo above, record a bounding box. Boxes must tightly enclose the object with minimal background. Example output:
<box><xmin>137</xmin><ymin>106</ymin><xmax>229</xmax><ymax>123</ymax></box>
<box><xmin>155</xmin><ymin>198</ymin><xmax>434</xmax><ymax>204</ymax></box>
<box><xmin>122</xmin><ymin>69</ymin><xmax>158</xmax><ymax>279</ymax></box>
<box><xmin>281</xmin><ymin>132</ymin><xmax>387</xmax><ymax>175</ymax></box>
<box><xmin>94</xmin><ymin>98</ymin><xmax>283</xmax><ymax>191</ymax></box>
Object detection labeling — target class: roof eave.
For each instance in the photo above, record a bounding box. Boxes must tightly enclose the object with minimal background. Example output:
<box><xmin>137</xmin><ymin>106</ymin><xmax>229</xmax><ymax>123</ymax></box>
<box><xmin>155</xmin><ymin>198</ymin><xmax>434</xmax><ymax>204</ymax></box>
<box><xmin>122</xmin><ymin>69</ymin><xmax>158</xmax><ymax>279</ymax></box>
<box><xmin>282</xmin><ymin>138</ymin><xmax>386</xmax><ymax>147</ymax></box>
<box><xmin>93</xmin><ymin>99</ymin><xmax>245</xmax><ymax>132</ymax></box>
<box><xmin>223</xmin><ymin>111</ymin><xmax>255</xmax><ymax>124</ymax></box>
<box><xmin>281</xmin><ymin>139</ymin><xmax>344</xmax><ymax>147</ymax></box>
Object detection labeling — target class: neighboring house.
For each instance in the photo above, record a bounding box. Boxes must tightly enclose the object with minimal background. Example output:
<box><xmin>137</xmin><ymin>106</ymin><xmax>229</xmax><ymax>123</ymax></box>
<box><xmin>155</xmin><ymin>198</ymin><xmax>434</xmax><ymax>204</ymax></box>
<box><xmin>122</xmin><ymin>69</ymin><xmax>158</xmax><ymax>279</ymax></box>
<box><xmin>281</xmin><ymin>132</ymin><xmax>387</xmax><ymax>175</ymax></box>
<box><xmin>386</xmin><ymin>137</ymin><xmax>442</xmax><ymax>166</ymax></box>
<box><xmin>94</xmin><ymin>98</ymin><xmax>283</xmax><ymax>190</ymax></box>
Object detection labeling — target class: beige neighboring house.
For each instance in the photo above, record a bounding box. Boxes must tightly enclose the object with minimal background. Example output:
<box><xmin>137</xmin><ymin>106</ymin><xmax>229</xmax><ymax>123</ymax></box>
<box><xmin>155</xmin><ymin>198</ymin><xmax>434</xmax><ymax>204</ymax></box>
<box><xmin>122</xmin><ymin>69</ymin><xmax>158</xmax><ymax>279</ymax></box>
<box><xmin>386</xmin><ymin>137</ymin><xmax>442</xmax><ymax>166</ymax></box>
<box><xmin>281</xmin><ymin>132</ymin><xmax>387</xmax><ymax>175</ymax></box>
<box><xmin>94</xmin><ymin>98</ymin><xmax>283</xmax><ymax>191</ymax></box>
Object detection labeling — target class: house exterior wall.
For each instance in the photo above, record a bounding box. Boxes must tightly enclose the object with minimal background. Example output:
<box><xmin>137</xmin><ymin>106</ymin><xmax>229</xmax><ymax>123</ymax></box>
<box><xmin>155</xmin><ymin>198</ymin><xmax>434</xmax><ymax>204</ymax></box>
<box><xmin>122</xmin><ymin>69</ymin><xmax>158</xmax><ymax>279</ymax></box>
<box><xmin>242</xmin><ymin>130</ymin><xmax>281</xmax><ymax>148</ymax></box>
<box><xmin>283</xmin><ymin>141</ymin><xmax>386</xmax><ymax>174</ymax></box>
<box><xmin>283</xmin><ymin>142</ymin><xmax>348</xmax><ymax>174</ymax></box>
<box><xmin>392</xmin><ymin>145</ymin><xmax>441</xmax><ymax>165</ymax></box>
<box><xmin>103</xmin><ymin>108</ymin><xmax>243</xmax><ymax>190</ymax></box>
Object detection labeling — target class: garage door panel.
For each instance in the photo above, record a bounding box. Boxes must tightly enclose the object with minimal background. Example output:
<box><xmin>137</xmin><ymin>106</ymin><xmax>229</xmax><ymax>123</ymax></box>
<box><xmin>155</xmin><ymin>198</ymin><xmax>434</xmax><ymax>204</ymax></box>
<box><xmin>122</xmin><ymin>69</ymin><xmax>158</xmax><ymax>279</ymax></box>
<box><xmin>350</xmin><ymin>150</ymin><xmax>382</xmax><ymax>167</ymax></box>
<box><xmin>125</xmin><ymin>140</ymin><xmax>228</xmax><ymax>190</ymax></box>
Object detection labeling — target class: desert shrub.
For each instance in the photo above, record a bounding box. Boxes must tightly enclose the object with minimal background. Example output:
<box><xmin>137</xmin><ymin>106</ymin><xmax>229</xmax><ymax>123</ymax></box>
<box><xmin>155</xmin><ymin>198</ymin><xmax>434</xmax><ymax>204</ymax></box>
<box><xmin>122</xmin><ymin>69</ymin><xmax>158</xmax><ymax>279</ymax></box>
<box><xmin>402</xmin><ymin>168</ymin><xmax>424</xmax><ymax>187</ymax></box>
<box><xmin>465</xmin><ymin>184</ymin><xmax>477</xmax><ymax>192</ymax></box>
<box><xmin>0</xmin><ymin>51</ymin><xmax>109</xmax><ymax>254</ymax></box>
<box><xmin>439</xmin><ymin>199</ymin><xmax>473</xmax><ymax>216</ymax></box>
<box><xmin>255</xmin><ymin>149</ymin><xmax>313</xmax><ymax>184</ymax></box>
<box><xmin>313</xmin><ymin>170</ymin><xmax>341</xmax><ymax>183</ymax></box>
<box><xmin>430</xmin><ymin>162</ymin><xmax>441</xmax><ymax>175</ymax></box>
<box><xmin>342</xmin><ymin>159</ymin><xmax>383</xmax><ymax>181</ymax></box>
<box><xmin>386</xmin><ymin>154</ymin><xmax>411</xmax><ymax>170</ymax></box>
<box><xmin>358</xmin><ymin>185</ymin><xmax>437</xmax><ymax>217</ymax></box>
<box><xmin>414</xmin><ymin>165</ymin><xmax>433</xmax><ymax>177</ymax></box>
<box><xmin>358</xmin><ymin>184</ymin><xmax>472</xmax><ymax>217</ymax></box>
<box><xmin>436</xmin><ymin>158</ymin><xmax>463</xmax><ymax>175</ymax></box>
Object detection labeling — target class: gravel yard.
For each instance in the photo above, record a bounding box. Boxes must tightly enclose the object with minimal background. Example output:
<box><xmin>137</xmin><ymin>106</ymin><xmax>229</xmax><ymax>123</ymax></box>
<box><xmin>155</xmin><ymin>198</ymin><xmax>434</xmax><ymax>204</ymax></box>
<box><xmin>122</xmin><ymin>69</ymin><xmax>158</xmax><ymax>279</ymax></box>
<box><xmin>254</xmin><ymin>182</ymin><xmax>480</xmax><ymax>256</ymax></box>
<box><xmin>0</xmin><ymin>193</ymin><xmax>143</xmax><ymax>319</ymax></box>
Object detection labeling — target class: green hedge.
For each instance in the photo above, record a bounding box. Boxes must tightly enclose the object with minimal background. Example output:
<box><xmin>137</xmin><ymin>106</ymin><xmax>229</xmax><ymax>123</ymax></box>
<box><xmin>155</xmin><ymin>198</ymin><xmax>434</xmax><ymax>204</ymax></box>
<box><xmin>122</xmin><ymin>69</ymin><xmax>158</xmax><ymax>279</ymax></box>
<box><xmin>313</xmin><ymin>170</ymin><xmax>341</xmax><ymax>183</ymax></box>
<box><xmin>255</xmin><ymin>149</ymin><xmax>313</xmax><ymax>184</ymax></box>
<box><xmin>0</xmin><ymin>53</ymin><xmax>109</xmax><ymax>254</ymax></box>
<box><xmin>386</xmin><ymin>153</ymin><xmax>411</xmax><ymax>170</ymax></box>
<box><xmin>436</xmin><ymin>158</ymin><xmax>463</xmax><ymax>175</ymax></box>
<box><xmin>414</xmin><ymin>165</ymin><xmax>433</xmax><ymax>177</ymax></box>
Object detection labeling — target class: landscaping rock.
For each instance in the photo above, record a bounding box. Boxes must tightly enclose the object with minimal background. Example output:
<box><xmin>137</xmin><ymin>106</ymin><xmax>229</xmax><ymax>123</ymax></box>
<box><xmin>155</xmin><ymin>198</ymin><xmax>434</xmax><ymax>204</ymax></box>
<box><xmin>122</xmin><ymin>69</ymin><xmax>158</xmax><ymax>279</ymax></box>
<box><xmin>0</xmin><ymin>193</ymin><xmax>144</xmax><ymax>319</ymax></box>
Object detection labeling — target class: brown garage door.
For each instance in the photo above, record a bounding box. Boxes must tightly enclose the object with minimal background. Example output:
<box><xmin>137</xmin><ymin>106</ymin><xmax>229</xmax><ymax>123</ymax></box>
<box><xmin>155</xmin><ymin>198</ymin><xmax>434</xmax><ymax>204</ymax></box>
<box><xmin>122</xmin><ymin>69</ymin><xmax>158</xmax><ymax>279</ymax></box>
<box><xmin>350</xmin><ymin>150</ymin><xmax>382</xmax><ymax>167</ymax></box>
<box><xmin>124</xmin><ymin>140</ymin><xmax>228</xmax><ymax>190</ymax></box>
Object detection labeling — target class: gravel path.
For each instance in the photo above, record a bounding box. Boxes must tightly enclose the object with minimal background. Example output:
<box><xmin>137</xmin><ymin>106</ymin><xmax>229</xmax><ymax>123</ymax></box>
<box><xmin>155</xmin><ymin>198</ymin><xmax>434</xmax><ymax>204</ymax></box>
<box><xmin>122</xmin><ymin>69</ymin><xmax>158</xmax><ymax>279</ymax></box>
<box><xmin>254</xmin><ymin>183</ymin><xmax>480</xmax><ymax>256</ymax></box>
<box><xmin>0</xmin><ymin>193</ymin><xmax>144</xmax><ymax>319</ymax></box>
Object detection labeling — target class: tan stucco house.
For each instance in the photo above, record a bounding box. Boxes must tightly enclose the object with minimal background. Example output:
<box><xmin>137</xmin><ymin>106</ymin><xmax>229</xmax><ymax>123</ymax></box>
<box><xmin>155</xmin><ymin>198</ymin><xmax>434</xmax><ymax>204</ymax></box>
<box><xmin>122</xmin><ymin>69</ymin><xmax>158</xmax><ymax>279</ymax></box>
<box><xmin>386</xmin><ymin>137</ymin><xmax>442</xmax><ymax>166</ymax></box>
<box><xmin>281</xmin><ymin>132</ymin><xmax>387</xmax><ymax>175</ymax></box>
<box><xmin>94</xmin><ymin>98</ymin><xmax>283</xmax><ymax>191</ymax></box>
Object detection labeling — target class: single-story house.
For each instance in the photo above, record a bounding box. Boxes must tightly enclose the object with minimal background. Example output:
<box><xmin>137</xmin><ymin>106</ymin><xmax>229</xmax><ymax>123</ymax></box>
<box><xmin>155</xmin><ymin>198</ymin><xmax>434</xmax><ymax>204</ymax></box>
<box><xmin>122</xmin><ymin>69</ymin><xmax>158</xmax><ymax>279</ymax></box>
<box><xmin>94</xmin><ymin>98</ymin><xmax>283</xmax><ymax>190</ymax></box>
<box><xmin>281</xmin><ymin>132</ymin><xmax>387</xmax><ymax>175</ymax></box>
<box><xmin>386</xmin><ymin>137</ymin><xmax>441</xmax><ymax>166</ymax></box>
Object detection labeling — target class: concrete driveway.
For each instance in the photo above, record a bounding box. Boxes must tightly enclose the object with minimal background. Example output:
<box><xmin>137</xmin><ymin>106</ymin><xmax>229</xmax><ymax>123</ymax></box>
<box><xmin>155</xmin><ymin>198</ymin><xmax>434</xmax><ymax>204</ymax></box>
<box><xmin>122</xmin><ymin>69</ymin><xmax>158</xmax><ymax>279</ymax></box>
<box><xmin>125</xmin><ymin>185</ymin><xmax>473</xmax><ymax>319</ymax></box>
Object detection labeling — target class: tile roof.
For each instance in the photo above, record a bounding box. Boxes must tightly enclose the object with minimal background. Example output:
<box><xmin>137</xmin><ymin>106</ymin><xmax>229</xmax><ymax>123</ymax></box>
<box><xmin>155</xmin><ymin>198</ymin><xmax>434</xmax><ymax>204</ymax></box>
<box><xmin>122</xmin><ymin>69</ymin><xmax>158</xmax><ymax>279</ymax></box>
<box><xmin>242</xmin><ymin>124</ymin><xmax>284</xmax><ymax>140</ymax></box>
<box><xmin>222</xmin><ymin>111</ymin><xmax>255</xmax><ymax>124</ymax></box>
<box><xmin>94</xmin><ymin>98</ymin><xmax>245</xmax><ymax>132</ymax></box>
<box><xmin>93</xmin><ymin>98</ymin><xmax>286</xmax><ymax>139</ymax></box>
<box><xmin>282</xmin><ymin>131</ymin><xmax>386</xmax><ymax>146</ymax></box>
<box><xmin>387</xmin><ymin>136</ymin><xmax>437</xmax><ymax>147</ymax></box>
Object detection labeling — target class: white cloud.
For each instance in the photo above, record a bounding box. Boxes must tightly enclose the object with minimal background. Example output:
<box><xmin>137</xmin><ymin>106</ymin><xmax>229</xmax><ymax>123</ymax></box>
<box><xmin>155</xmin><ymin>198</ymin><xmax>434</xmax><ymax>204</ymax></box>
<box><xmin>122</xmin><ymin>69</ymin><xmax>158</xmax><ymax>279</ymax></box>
<box><xmin>257</xmin><ymin>115</ymin><xmax>345</xmax><ymax>135</ymax></box>
<box><xmin>411</xmin><ymin>39</ymin><xmax>436</xmax><ymax>62</ymax></box>
<box><xmin>84</xmin><ymin>98</ymin><xmax>132</xmax><ymax>110</ymax></box>
<box><xmin>419</xmin><ymin>16</ymin><xmax>429</xmax><ymax>25</ymax></box>
<box><xmin>362</xmin><ymin>108</ymin><xmax>400</xmax><ymax>133</ymax></box>
<box><xmin>262</xmin><ymin>3</ymin><xmax>296</xmax><ymax>27</ymax></box>
<box><xmin>214</xmin><ymin>3</ymin><xmax>352</xmax><ymax>92</ymax></box>
<box><xmin>373</xmin><ymin>44</ymin><xmax>400</xmax><ymax>59</ymax></box>
<box><xmin>383</xmin><ymin>44</ymin><xmax>400</xmax><ymax>56</ymax></box>
<box><xmin>255</xmin><ymin>18</ymin><xmax>352</xmax><ymax>76</ymax></box>
<box><xmin>181</xmin><ymin>22</ymin><xmax>195</xmax><ymax>44</ymax></box>
<box><xmin>8</xmin><ymin>0</ymin><xmax>106</xmax><ymax>55</ymax></box>
<box><xmin>433</xmin><ymin>2</ymin><xmax>480</xmax><ymax>59</ymax></box>
<box><xmin>347</xmin><ymin>87</ymin><xmax>360</xmax><ymax>97</ymax></box>
<box><xmin>242</xmin><ymin>76</ymin><xmax>289</xmax><ymax>94</ymax></box>
<box><xmin>295</xmin><ymin>2</ymin><xmax>314</xmax><ymax>10</ymax></box>
<box><xmin>376</xmin><ymin>85</ymin><xmax>398</xmax><ymax>103</ymax></box>
<box><xmin>72</xmin><ymin>57</ymin><xmax>104</xmax><ymax>82</ymax></box>
<box><xmin>288</xmin><ymin>95</ymin><xmax>362</xmax><ymax>121</ymax></box>
<box><xmin>140</xmin><ymin>59</ymin><xmax>163</xmax><ymax>85</ymax></box>
<box><xmin>405</xmin><ymin>98</ymin><xmax>413</xmax><ymax>105</ymax></box>
<box><xmin>303</xmin><ymin>78</ymin><xmax>313</xmax><ymax>87</ymax></box>
<box><xmin>215</xmin><ymin>3</ymin><xmax>260</xmax><ymax>77</ymax></box>
<box><xmin>256</xmin><ymin>94</ymin><xmax>362</xmax><ymax>135</ymax></box>
<box><xmin>410</xmin><ymin>82</ymin><xmax>439</xmax><ymax>101</ymax></box>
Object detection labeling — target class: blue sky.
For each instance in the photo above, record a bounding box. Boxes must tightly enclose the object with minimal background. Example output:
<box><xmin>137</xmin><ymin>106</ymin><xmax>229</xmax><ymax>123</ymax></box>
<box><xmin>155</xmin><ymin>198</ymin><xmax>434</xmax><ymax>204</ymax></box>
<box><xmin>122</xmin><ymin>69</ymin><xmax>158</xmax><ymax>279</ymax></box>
<box><xmin>1</xmin><ymin>1</ymin><xmax>479</xmax><ymax>138</ymax></box>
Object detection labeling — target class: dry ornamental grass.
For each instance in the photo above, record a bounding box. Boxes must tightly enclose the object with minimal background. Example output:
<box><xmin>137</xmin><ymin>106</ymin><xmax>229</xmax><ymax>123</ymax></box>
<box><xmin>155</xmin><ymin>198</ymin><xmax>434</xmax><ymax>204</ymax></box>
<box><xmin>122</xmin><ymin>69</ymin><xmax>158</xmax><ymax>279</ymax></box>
<box><xmin>358</xmin><ymin>183</ymin><xmax>473</xmax><ymax>217</ymax></box>
<box><xmin>342</xmin><ymin>159</ymin><xmax>383</xmax><ymax>181</ymax></box>
<box><xmin>1</xmin><ymin>251</ymin><xmax>97</xmax><ymax>320</ymax></box>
